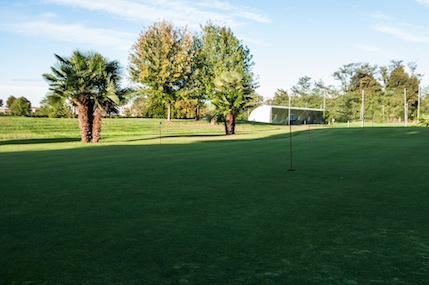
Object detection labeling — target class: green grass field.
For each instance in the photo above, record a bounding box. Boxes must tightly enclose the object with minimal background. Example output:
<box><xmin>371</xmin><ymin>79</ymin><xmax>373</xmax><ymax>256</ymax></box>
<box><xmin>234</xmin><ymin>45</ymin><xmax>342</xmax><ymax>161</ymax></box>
<box><xmin>1</xmin><ymin>117</ymin><xmax>428</xmax><ymax>284</ymax></box>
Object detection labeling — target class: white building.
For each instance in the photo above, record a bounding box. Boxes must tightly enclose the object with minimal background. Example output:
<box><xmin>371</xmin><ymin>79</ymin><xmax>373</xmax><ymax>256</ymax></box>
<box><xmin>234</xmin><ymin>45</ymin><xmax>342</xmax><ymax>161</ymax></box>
<box><xmin>248</xmin><ymin>105</ymin><xmax>324</xmax><ymax>125</ymax></box>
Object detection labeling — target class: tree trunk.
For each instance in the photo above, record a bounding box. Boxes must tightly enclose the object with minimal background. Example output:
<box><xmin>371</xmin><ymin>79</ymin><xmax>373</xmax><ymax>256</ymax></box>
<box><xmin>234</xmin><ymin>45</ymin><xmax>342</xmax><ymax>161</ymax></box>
<box><xmin>195</xmin><ymin>106</ymin><xmax>199</xmax><ymax>121</ymax></box>
<box><xmin>167</xmin><ymin>103</ymin><xmax>171</xmax><ymax>121</ymax></box>
<box><xmin>224</xmin><ymin>112</ymin><xmax>236</xmax><ymax>135</ymax></box>
<box><xmin>77</xmin><ymin>101</ymin><xmax>94</xmax><ymax>142</ymax></box>
<box><xmin>91</xmin><ymin>107</ymin><xmax>103</xmax><ymax>143</ymax></box>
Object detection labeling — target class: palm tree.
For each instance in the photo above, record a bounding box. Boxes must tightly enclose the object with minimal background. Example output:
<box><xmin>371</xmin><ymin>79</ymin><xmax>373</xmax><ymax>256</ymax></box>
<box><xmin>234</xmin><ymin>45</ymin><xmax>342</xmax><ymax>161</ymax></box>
<box><xmin>212</xmin><ymin>71</ymin><xmax>255</xmax><ymax>135</ymax></box>
<box><xmin>90</xmin><ymin>55</ymin><xmax>123</xmax><ymax>142</ymax></box>
<box><xmin>43</xmin><ymin>51</ymin><xmax>124</xmax><ymax>142</ymax></box>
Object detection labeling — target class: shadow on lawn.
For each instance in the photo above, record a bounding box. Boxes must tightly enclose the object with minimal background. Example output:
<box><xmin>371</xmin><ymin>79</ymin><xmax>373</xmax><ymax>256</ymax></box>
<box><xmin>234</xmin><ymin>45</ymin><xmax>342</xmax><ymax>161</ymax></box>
<box><xmin>124</xmin><ymin>133</ymin><xmax>225</xmax><ymax>142</ymax></box>
<box><xmin>0</xmin><ymin>138</ymin><xmax>80</xmax><ymax>145</ymax></box>
<box><xmin>1</xmin><ymin>126</ymin><xmax>425</xmax><ymax>147</ymax></box>
<box><xmin>2</xmin><ymin>126</ymin><xmax>429</xmax><ymax>285</ymax></box>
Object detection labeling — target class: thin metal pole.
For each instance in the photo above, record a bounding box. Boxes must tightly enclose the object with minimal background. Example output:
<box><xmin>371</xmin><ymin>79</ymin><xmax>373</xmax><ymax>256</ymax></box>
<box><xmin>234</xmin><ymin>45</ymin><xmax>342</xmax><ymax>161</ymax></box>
<box><xmin>159</xmin><ymin>121</ymin><xmax>162</xmax><ymax>144</ymax></box>
<box><xmin>418</xmin><ymin>86</ymin><xmax>421</xmax><ymax>119</ymax></box>
<box><xmin>404</xmin><ymin>88</ymin><xmax>407</xmax><ymax>127</ymax></box>
<box><xmin>288</xmin><ymin>96</ymin><xmax>294</xmax><ymax>171</ymax></box>
<box><xmin>323</xmin><ymin>91</ymin><xmax>326</xmax><ymax>124</ymax></box>
<box><xmin>361</xmin><ymin>90</ymin><xmax>365</xmax><ymax>136</ymax></box>
<box><xmin>289</xmin><ymin>123</ymin><xmax>293</xmax><ymax>171</ymax></box>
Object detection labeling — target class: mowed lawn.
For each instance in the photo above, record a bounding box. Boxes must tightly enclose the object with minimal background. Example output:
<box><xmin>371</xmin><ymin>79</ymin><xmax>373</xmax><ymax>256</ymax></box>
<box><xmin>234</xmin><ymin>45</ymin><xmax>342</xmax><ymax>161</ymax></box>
<box><xmin>1</xmin><ymin>117</ymin><xmax>428</xmax><ymax>284</ymax></box>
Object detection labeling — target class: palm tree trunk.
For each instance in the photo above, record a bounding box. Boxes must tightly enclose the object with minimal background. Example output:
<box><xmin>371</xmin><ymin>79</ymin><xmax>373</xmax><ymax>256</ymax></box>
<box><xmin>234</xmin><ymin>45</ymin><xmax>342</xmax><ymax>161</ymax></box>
<box><xmin>224</xmin><ymin>112</ymin><xmax>236</xmax><ymax>135</ymax></box>
<box><xmin>92</xmin><ymin>107</ymin><xmax>103</xmax><ymax>143</ymax></box>
<box><xmin>77</xmin><ymin>102</ymin><xmax>93</xmax><ymax>142</ymax></box>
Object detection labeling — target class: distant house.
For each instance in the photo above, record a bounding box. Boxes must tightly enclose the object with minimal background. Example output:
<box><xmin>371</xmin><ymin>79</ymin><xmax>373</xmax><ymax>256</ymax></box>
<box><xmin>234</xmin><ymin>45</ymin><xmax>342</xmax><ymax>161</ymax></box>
<box><xmin>0</xmin><ymin>107</ymin><xmax>10</xmax><ymax>114</ymax></box>
<box><xmin>30</xmin><ymin>107</ymin><xmax>40</xmax><ymax>113</ymax></box>
<box><xmin>0</xmin><ymin>106</ymin><xmax>39</xmax><ymax>114</ymax></box>
<box><xmin>117</xmin><ymin>104</ymin><xmax>131</xmax><ymax>116</ymax></box>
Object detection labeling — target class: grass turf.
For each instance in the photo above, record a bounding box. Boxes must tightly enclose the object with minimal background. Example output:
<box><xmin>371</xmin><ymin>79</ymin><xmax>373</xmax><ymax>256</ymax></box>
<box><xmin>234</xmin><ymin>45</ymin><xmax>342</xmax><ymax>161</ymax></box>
<box><xmin>1</xmin><ymin>117</ymin><xmax>428</xmax><ymax>284</ymax></box>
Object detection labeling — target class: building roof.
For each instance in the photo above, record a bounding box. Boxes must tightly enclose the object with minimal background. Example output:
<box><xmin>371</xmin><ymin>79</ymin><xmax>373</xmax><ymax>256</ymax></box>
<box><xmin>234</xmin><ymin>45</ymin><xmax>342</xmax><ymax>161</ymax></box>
<box><xmin>264</xmin><ymin>105</ymin><xmax>324</xmax><ymax>112</ymax></box>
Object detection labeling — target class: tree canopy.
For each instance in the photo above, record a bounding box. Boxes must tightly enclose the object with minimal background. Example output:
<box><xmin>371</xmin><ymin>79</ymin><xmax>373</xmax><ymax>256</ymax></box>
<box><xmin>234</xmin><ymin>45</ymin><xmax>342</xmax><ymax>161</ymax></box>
<box><xmin>129</xmin><ymin>20</ymin><xmax>194</xmax><ymax>121</ymax></box>
<box><xmin>39</xmin><ymin>21</ymin><xmax>428</xmax><ymax>127</ymax></box>
<box><xmin>9</xmin><ymin>96</ymin><xmax>31</xmax><ymax>116</ymax></box>
<box><xmin>198</xmin><ymin>23</ymin><xmax>257</xmax><ymax>134</ymax></box>
<box><xmin>7</xmin><ymin>96</ymin><xmax>16</xmax><ymax>108</ymax></box>
<box><xmin>269</xmin><ymin>61</ymin><xmax>423</xmax><ymax>123</ymax></box>
<box><xmin>331</xmin><ymin>61</ymin><xmax>420</xmax><ymax>122</ymax></box>
<box><xmin>128</xmin><ymin>21</ymin><xmax>257</xmax><ymax>134</ymax></box>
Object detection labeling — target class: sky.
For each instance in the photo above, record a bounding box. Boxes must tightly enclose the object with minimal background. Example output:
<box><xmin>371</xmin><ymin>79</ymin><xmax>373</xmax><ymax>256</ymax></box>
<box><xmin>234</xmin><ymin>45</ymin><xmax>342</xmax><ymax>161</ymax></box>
<box><xmin>2</xmin><ymin>0</ymin><xmax>429</xmax><ymax>106</ymax></box>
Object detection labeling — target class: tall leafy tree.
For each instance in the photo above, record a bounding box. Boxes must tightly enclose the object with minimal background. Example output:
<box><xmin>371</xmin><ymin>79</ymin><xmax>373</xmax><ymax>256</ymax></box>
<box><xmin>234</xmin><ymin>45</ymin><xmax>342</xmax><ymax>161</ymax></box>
<box><xmin>10</xmin><ymin>97</ymin><xmax>31</xmax><ymax>116</ymax></box>
<box><xmin>266</xmin><ymin>89</ymin><xmax>289</xmax><ymax>106</ymax></box>
<box><xmin>129</xmin><ymin>95</ymin><xmax>167</xmax><ymax>118</ymax></box>
<box><xmin>291</xmin><ymin>76</ymin><xmax>312</xmax><ymax>96</ymax></box>
<box><xmin>129</xmin><ymin>20</ymin><xmax>194</xmax><ymax>121</ymax></box>
<box><xmin>384</xmin><ymin>61</ymin><xmax>420</xmax><ymax>121</ymax></box>
<box><xmin>333</xmin><ymin>63</ymin><xmax>380</xmax><ymax>93</ymax></box>
<box><xmin>290</xmin><ymin>76</ymin><xmax>326</xmax><ymax>109</ymax></box>
<box><xmin>38</xmin><ymin>95</ymin><xmax>74</xmax><ymax>118</ymax></box>
<box><xmin>332</xmin><ymin>63</ymin><xmax>384</xmax><ymax>122</ymax></box>
<box><xmin>351</xmin><ymin>66</ymin><xmax>382</xmax><ymax>122</ymax></box>
<box><xmin>420</xmin><ymin>87</ymin><xmax>429</xmax><ymax>119</ymax></box>
<box><xmin>199</xmin><ymin>23</ymin><xmax>257</xmax><ymax>134</ymax></box>
<box><xmin>199</xmin><ymin>23</ymin><xmax>256</xmax><ymax>94</ymax></box>
<box><xmin>43</xmin><ymin>50</ymin><xmax>123</xmax><ymax>142</ymax></box>
<box><xmin>6</xmin><ymin>96</ymin><xmax>16</xmax><ymax>108</ymax></box>
<box><xmin>184</xmin><ymin>34</ymin><xmax>209</xmax><ymax>120</ymax></box>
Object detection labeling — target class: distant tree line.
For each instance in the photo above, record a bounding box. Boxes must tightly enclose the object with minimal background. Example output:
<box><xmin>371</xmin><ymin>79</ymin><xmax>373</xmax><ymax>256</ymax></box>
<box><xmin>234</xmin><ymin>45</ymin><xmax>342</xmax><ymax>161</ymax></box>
<box><xmin>33</xmin><ymin>20</ymin><xmax>429</xmax><ymax>142</ymax></box>
<box><xmin>266</xmin><ymin>61</ymin><xmax>427</xmax><ymax>123</ymax></box>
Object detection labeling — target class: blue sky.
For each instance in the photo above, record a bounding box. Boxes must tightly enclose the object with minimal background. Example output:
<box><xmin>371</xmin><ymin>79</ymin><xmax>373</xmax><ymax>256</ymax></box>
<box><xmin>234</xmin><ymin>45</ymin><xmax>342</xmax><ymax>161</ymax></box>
<box><xmin>2</xmin><ymin>0</ymin><xmax>429</xmax><ymax>106</ymax></box>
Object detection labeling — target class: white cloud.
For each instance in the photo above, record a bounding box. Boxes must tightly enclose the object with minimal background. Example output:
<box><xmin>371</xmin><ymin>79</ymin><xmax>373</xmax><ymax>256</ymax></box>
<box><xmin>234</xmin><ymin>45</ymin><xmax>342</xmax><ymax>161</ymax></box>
<box><xmin>44</xmin><ymin>0</ymin><xmax>271</xmax><ymax>29</ymax></box>
<box><xmin>40</xmin><ymin>12</ymin><xmax>58</xmax><ymax>19</ymax></box>
<box><xmin>416</xmin><ymin>0</ymin><xmax>429</xmax><ymax>6</ymax></box>
<box><xmin>1</xmin><ymin>20</ymin><xmax>134</xmax><ymax>51</ymax></box>
<box><xmin>374</xmin><ymin>24</ymin><xmax>429</xmax><ymax>43</ymax></box>
<box><xmin>197</xmin><ymin>1</ymin><xmax>271</xmax><ymax>23</ymax></box>
<box><xmin>0</xmin><ymin>0</ymin><xmax>271</xmax><ymax>51</ymax></box>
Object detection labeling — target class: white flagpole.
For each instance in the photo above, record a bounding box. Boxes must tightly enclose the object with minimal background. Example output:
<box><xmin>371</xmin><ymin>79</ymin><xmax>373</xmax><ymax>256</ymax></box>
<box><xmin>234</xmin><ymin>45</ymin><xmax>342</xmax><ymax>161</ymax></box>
<box><xmin>288</xmin><ymin>95</ymin><xmax>294</xmax><ymax>171</ymax></box>
<box><xmin>323</xmin><ymin>91</ymin><xmax>326</xmax><ymax>124</ymax></box>
<box><xmin>361</xmin><ymin>90</ymin><xmax>365</xmax><ymax>127</ymax></box>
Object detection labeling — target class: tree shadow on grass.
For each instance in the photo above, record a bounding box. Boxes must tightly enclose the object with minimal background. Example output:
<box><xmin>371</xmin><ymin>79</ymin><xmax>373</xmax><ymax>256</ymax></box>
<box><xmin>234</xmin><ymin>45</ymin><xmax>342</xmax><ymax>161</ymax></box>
<box><xmin>0</xmin><ymin>138</ymin><xmax>80</xmax><ymax>145</ymax></box>
<box><xmin>124</xmin><ymin>134</ymin><xmax>225</xmax><ymax>142</ymax></box>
